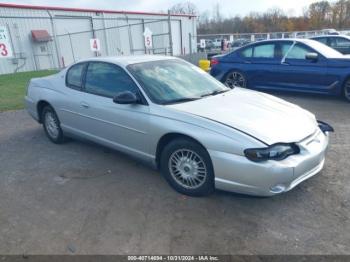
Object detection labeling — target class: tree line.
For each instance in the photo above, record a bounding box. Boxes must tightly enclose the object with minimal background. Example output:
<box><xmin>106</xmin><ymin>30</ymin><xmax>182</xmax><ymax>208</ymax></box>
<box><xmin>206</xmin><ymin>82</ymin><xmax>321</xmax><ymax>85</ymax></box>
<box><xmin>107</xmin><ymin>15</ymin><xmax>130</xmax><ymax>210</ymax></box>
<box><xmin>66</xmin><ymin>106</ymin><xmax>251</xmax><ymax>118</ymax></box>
<box><xmin>170</xmin><ymin>1</ymin><xmax>350</xmax><ymax>34</ymax></box>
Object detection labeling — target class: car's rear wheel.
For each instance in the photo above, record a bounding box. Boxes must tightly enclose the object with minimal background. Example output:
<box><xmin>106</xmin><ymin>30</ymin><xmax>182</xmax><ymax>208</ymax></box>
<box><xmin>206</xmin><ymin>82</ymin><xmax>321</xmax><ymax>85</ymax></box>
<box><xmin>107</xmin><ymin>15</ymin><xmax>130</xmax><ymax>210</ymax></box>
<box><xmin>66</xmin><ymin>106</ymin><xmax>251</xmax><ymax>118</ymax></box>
<box><xmin>344</xmin><ymin>79</ymin><xmax>350</xmax><ymax>102</ymax></box>
<box><xmin>160</xmin><ymin>138</ymin><xmax>214</xmax><ymax>197</ymax></box>
<box><xmin>42</xmin><ymin>105</ymin><xmax>65</xmax><ymax>144</ymax></box>
<box><xmin>224</xmin><ymin>71</ymin><xmax>246</xmax><ymax>88</ymax></box>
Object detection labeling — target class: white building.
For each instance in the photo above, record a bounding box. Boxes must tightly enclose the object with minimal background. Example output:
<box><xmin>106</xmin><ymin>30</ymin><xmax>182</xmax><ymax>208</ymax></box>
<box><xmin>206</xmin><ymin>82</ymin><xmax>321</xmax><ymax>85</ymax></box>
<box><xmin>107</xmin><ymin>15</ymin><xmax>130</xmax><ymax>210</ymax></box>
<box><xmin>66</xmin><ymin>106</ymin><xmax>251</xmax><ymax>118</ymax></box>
<box><xmin>0</xmin><ymin>3</ymin><xmax>197</xmax><ymax>74</ymax></box>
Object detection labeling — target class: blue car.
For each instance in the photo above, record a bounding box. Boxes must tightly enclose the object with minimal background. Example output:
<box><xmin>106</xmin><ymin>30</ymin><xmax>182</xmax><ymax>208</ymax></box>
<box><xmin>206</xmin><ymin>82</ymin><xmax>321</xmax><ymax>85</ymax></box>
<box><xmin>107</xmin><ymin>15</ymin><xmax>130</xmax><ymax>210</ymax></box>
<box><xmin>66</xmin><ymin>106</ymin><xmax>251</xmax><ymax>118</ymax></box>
<box><xmin>210</xmin><ymin>39</ymin><xmax>350</xmax><ymax>102</ymax></box>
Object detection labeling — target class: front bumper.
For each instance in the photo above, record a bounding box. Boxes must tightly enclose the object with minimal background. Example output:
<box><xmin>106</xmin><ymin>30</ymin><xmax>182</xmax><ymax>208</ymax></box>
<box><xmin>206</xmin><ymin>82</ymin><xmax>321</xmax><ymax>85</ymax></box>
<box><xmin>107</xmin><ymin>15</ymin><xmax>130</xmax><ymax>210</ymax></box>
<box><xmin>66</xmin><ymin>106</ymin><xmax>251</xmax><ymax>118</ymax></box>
<box><xmin>210</xmin><ymin>129</ymin><xmax>329</xmax><ymax>196</ymax></box>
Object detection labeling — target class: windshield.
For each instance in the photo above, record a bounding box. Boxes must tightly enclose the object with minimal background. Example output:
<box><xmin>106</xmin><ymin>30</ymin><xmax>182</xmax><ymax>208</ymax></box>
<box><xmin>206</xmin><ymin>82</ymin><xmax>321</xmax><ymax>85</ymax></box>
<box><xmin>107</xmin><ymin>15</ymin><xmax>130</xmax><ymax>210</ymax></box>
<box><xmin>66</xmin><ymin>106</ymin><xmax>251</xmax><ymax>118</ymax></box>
<box><xmin>127</xmin><ymin>59</ymin><xmax>229</xmax><ymax>105</ymax></box>
<box><xmin>304</xmin><ymin>39</ymin><xmax>344</xmax><ymax>58</ymax></box>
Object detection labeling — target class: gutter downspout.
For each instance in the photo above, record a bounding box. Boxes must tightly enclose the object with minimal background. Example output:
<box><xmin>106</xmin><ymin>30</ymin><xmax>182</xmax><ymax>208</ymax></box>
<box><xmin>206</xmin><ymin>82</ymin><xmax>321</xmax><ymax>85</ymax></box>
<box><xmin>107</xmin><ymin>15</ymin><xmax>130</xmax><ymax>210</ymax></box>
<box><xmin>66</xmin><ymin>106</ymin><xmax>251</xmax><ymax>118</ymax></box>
<box><xmin>47</xmin><ymin>9</ymin><xmax>62</xmax><ymax>69</ymax></box>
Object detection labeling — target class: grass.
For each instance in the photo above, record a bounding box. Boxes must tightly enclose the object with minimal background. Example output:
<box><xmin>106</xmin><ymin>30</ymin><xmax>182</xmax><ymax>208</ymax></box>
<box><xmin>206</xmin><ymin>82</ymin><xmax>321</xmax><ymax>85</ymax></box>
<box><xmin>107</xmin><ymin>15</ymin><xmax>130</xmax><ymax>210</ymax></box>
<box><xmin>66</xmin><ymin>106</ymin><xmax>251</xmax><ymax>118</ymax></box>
<box><xmin>0</xmin><ymin>70</ymin><xmax>58</xmax><ymax>112</ymax></box>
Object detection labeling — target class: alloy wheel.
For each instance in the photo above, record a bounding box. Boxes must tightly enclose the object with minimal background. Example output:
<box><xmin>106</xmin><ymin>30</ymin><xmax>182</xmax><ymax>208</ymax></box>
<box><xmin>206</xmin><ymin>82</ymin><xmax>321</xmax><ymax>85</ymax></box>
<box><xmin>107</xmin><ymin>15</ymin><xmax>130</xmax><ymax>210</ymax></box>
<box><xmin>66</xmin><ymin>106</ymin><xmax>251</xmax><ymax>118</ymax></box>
<box><xmin>168</xmin><ymin>149</ymin><xmax>207</xmax><ymax>189</ymax></box>
<box><xmin>345</xmin><ymin>80</ymin><xmax>350</xmax><ymax>102</ymax></box>
<box><xmin>225</xmin><ymin>71</ymin><xmax>246</xmax><ymax>88</ymax></box>
<box><xmin>44</xmin><ymin>111</ymin><xmax>59</xmax><ymax>139</ymax></box>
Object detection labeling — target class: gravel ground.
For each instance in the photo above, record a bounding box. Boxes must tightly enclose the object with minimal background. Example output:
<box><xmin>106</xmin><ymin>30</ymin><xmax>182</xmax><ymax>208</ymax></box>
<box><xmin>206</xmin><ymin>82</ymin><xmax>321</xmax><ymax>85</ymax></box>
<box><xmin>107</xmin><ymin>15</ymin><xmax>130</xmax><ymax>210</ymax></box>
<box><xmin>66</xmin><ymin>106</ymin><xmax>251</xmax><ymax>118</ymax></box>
<box><xmin>0</xmin><ymin>92</ymin><xmax>349</xmax><ymax>255</ymax></box>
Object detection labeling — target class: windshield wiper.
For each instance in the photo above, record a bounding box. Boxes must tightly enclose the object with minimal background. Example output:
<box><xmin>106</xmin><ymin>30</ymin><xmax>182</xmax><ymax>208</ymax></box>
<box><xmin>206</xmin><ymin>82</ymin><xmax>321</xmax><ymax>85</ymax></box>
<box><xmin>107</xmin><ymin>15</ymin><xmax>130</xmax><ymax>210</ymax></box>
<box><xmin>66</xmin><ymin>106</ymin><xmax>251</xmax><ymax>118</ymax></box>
<box><xmin>163</xmin><ymin>97</ymin><xmax>201</xmax><ymax>105</ymax></box>
<box><xmin>201</xmin><ymin>89</ymin><xmax>230</xmax><ymax>98</ymax></box>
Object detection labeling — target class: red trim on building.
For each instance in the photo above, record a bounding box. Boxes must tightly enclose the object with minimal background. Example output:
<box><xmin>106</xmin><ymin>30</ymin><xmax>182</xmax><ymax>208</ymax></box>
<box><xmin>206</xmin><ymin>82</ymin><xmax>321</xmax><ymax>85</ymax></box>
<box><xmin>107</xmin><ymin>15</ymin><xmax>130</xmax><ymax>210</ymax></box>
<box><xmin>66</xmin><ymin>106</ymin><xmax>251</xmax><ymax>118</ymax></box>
<box><xmin>0</xmin><ymin>3</ymin><xmax>196</xmax><ymax>17</ymax></box>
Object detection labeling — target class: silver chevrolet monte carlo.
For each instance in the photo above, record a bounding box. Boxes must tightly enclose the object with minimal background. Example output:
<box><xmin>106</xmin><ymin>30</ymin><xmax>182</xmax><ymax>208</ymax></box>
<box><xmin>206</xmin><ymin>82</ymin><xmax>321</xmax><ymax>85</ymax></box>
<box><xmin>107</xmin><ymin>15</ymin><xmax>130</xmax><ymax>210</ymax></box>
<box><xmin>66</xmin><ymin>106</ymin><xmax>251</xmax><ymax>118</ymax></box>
<box><xmin>25</xmin><ymin>56</ymin><xmax>333</xmax><ymax>197</ymax></box>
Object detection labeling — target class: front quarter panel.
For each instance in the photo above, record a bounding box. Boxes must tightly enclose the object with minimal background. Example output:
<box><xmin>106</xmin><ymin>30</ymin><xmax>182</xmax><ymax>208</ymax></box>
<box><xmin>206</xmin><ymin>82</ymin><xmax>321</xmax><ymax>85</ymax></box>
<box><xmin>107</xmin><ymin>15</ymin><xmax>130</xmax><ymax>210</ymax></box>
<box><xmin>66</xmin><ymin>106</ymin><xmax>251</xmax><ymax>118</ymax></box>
<box><xmin>147</xmin><ymin>104</ymin><xmax>266</xmax><ymax>158</ymax></box>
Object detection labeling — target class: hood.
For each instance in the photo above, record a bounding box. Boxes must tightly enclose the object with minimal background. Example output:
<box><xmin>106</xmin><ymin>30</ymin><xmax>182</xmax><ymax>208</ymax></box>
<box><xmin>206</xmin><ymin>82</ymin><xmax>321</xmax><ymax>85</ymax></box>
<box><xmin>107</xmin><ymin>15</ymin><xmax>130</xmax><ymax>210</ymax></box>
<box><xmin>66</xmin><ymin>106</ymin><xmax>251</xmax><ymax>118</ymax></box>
<box><xmin>167</xmin><ymin>88</ymin><xmax>317</xmax><ymax>145</ymax></box>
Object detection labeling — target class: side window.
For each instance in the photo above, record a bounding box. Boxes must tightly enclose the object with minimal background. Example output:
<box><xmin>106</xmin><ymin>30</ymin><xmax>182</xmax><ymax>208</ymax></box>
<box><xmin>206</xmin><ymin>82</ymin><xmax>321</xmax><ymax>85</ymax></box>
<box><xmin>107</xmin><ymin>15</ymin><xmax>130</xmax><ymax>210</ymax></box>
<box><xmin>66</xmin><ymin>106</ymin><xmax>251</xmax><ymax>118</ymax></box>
<box><xmin>280</xmin><ymin>42</ymin><xmax>293</xmax><ymax>57</ymax></box>
<box><xmin>241</xmin><ymin>47</ymin><xmax>253</xmax><ymax>58</ymax></box>
<box><xmin>286</xmin><ymin>43</ymin><xmax>312</xmax><ymax>59</ymax></box>
<box><xmin>329</xmin><ymin>38</ymin><xmax>337</xmax><ymax>47</ymax></box>
<box><xmin>316</xmin><ymin>38</ymin><xmax>328</xmax><ymax>44</ymax></box>
<box><xmin>85</xmin><ymin>62</ymin><xmax>139</xmax><ymax>98</ymax></box>
<box><xmin>253</xmin><ymin>44</ymin><xmax>275</xmax><ymax>58</ymax></box>
<box><xmin>66</xmin><ymin>63</ymin><xmax>85</xmax><ymax>89</ymax></box>
<box><xmin>335</xmin><ymin>37</ymin><xmax>350</xmax><ymax>47</ymax></box>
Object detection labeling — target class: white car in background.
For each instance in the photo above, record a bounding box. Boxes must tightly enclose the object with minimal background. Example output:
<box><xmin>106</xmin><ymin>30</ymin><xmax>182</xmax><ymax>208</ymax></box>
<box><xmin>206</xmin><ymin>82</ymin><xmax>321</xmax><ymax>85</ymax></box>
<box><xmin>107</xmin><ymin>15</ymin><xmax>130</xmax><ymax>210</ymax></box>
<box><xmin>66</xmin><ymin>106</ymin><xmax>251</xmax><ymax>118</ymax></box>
<box><xmin>212</xmin><ymin>39</ymin><xmax>222</xmax><ymax>48</ymax></box>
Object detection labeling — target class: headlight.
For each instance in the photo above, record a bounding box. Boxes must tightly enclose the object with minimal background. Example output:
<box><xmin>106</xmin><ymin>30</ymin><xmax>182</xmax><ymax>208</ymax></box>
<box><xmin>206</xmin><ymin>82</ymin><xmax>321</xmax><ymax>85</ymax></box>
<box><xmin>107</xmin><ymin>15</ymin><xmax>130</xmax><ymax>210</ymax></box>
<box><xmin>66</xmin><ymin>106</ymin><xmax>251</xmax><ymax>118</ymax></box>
<box><xmin>244</xmin><ymin>143</ymin><xmax>300</xmax><ymax>162</ymax></box>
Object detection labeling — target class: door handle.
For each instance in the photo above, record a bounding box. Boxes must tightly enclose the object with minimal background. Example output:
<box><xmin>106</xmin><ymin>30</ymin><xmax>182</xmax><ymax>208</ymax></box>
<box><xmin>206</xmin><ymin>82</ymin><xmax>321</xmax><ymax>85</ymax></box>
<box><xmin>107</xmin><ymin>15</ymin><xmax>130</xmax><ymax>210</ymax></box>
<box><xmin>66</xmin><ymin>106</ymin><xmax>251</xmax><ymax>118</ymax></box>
<box><xmin>244</xmin><ymin>61</ymin><xmax>252</xmax><ymax>64</ymax></box>
<box><xmin>80</xmin><ymin>102</ymin><xmax>90</xmax><ymax>109</ymax></box>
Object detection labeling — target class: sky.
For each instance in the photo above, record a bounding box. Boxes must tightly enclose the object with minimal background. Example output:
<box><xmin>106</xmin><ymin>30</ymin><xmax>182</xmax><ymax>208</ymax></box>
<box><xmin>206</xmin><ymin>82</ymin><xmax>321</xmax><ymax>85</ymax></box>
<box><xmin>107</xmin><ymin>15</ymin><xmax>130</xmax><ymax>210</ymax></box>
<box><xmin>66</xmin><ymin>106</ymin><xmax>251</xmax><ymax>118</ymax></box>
<box><xmin>1</xmin><ymin>0</ymin><xmax>322</xmax><ymax>17</ymax></box>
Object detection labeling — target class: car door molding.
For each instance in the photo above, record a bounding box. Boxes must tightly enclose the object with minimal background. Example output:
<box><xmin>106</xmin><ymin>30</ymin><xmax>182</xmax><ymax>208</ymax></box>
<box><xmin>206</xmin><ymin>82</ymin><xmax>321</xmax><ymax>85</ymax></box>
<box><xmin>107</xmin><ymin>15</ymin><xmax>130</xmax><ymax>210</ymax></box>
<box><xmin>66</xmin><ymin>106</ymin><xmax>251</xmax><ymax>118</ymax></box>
<box><xmin>60</xmin><ymin>108</ymin><xmax>147</xmax><ymax>135</ymax></box>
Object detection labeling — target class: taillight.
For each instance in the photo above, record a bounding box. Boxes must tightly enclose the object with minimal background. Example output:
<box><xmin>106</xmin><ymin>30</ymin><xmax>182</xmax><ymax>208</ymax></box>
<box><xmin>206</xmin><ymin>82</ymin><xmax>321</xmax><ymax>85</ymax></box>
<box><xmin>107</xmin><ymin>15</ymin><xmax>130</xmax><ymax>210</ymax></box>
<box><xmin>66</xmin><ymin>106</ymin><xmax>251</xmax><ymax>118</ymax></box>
<box><xmin>210</xmin><ymin>58</ymin><xmax>219</xmax><ymax>66</ymax></box>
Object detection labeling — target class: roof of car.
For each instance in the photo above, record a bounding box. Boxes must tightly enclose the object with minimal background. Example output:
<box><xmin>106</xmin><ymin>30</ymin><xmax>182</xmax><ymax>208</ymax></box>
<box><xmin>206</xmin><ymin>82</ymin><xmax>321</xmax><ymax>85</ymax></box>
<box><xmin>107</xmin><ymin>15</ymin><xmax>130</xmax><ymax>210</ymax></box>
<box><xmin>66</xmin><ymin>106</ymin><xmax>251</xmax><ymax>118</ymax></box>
<box><xmin>243</xmin><ymin>38</ymin><xmax>324</xmax><ymax>46</ymax></box>
<box><xmin>311</xmin><ymin>35</ymin><xmax>350</xmax><ymax>39</ymax></box>
<box><xmin>78</xmin><ymin>55</ymin><xmax>178</xmax><ymax>67</ymax></box>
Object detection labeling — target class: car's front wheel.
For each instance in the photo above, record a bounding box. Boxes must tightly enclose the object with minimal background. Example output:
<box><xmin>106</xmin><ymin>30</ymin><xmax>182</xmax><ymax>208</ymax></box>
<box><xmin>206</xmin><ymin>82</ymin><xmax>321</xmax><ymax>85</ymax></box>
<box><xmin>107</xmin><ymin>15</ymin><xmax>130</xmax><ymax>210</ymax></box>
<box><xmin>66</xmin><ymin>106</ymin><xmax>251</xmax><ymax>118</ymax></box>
<box><xmin>160</xmin><ymin>138</ymin><xmax>214</xmax><ymax>197</ymax></box>
<box><xmin>224</xmin><ymin>71</ymin><xmax>246</xmax><ymax>88</ymax></box>
<box><xmin>343</xmin><ymin>79</ymin><xmax>350</xmax><ymax>102</ymax></box>
<box><xmin>42</xmin><ymin>105</ymin><xmax>66</xmax><ymax>144</ymax></box>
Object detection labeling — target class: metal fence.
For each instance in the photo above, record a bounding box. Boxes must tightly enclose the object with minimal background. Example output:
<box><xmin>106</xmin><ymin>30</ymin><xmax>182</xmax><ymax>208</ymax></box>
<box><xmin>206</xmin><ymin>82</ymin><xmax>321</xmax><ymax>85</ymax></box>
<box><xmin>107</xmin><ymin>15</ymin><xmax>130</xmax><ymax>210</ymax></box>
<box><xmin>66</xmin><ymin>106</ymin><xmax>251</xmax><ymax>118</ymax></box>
<box><xmin>190</xmin><ymin>28</ymin><xmax>350</xmax><ymax>59</ymax></box>
<box><xmin>54</xmin><ymin>16</ymin><xmax>174</xmax><ymax>67</ymax></box>
<box><xmin>0</xmin><ymin>8</ymin><xmax>197</xmax><ymax>74</ymax></box>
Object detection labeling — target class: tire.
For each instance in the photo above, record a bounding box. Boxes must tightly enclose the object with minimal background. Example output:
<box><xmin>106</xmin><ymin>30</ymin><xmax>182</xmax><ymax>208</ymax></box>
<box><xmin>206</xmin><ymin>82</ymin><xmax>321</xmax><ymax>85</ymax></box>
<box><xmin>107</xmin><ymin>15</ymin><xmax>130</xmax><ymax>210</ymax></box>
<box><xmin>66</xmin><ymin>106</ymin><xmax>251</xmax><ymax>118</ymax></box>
<box><xmin>343</xmin><ymin>79</ymin><xmax>350</xmax><ymax>102</ymax></box>
<box><xmin>42</xmin><ymin>105</ymin><xmax>66</xmax><ymax>144</ymax></box>
<box><xmin>224</xmin><ymin>70</ymin><xmax>246</xmax><ymax>89</ymax></box>
<box><xmin>160</xmin><ymin>138</ymin><xmax>215</xmax><ymax>197</ymax></box>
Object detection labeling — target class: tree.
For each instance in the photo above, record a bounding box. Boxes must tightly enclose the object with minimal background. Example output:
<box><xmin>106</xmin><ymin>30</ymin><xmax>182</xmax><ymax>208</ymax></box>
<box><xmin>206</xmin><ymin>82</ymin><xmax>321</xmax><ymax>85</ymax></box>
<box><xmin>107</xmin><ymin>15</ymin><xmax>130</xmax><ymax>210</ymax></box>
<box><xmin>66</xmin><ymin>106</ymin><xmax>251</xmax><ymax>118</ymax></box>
<box><xmin>308</xmin><ymin>1</ymin><xmax>331</xmax><ymax>29</ymax></box>
<box><xmin>332</xmin><ymin>0</ymin><xmax>350</xmax><ymax>29</ymax></box>
<box><xmin>169</xmin><ymin>1</ymin><xmax>198</xmax><ymax>15</ymax></box>
<box><xmin>196</xmin><ymin>0</ymin><xmax>350</xmax><ymax>35</ymax></box>
<box><xmin>213</xmin><ymin>2</ymin><xmax>223</xmax><ymax>23</ymax></box>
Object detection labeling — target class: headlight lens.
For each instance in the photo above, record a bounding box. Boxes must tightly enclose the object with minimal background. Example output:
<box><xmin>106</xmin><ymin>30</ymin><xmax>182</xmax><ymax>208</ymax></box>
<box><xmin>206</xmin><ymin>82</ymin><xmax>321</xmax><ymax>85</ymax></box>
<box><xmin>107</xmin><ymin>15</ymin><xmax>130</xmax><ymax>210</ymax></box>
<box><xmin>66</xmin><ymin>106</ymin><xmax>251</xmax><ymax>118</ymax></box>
<box><xmin>244</xmin><ymin>143</ymin><xmax>300</xmax><ymax>162</ymax></box>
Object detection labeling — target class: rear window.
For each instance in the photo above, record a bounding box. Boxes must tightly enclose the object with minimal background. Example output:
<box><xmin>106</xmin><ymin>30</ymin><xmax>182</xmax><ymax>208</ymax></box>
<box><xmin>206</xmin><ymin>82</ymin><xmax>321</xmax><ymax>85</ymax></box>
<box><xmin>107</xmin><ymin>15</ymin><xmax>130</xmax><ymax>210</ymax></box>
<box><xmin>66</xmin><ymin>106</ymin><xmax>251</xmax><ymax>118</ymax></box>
<box><xmin>241</xmin><ymin>47</ymin><xmax>253</xmax><ymax>58</ymax></box>
<box><xmin>253</xmin><ymin>44</ymin><xmax>274</xmax><ymax>58</ymax></box>
<box><xmin>240</xmin><ymin>43</ymin><xmax>275</xmax><ymax>58</ymax></box>
<box><xmin>315</xmin><ymin>37</ymin><xmax>328</xmax><ymax>44</ymax></box>
<box><xmin>66</xmin><ymin>63</ymin><xmax>85</xmax><ymax>89</ymax></box>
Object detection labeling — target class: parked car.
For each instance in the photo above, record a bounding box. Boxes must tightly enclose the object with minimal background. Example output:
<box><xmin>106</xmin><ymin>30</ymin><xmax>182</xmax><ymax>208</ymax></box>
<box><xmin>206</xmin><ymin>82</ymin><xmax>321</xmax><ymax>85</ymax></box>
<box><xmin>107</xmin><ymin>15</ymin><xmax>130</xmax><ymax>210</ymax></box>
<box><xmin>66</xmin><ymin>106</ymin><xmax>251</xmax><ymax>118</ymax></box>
<box><xmin>197</xmin><ymin>39</ymin><xmax>214</xmax><ymax>51</ymax></box>
<box><xmin>212</xmin><ymin>38</ymin><xmax>222</xmax><ymax>48</ymax></box>
<box><xmin>254</xmin><ymin>37</ymin><xmax>266</xmax><ymax>42</ymax></box>
<box><xmin>210</xmin><ymin>39</ymin><xmax>350</xmax><ymax>102</ymax></box>
<box><xmin>320</xmin><ymin>28</ymin><xmax>339</xmax><ymax>35</ymax></box>
<box><xmin>25</xmin><ymin>56</ymin><xmax>332</xmax><ymax>197</ymax></box>
<box><xmin>311</xmin><ymin>35</ymin><xmax>350</xmax><ymax>54</ymax></box>
<box><xmin>231</xmin><ymin>39</ymin><xmax>250</xmax><ymax>48</ymax></box>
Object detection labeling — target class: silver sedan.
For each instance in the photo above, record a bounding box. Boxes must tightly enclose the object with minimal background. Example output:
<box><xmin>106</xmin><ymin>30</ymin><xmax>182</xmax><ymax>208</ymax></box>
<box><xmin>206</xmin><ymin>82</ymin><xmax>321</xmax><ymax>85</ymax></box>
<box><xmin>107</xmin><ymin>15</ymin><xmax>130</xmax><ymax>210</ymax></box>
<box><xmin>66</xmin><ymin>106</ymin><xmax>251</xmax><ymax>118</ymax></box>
<box><xmin>25</xmin><ymin>56</ymin><xmax>333</xmax><ymax>196</ymax></box>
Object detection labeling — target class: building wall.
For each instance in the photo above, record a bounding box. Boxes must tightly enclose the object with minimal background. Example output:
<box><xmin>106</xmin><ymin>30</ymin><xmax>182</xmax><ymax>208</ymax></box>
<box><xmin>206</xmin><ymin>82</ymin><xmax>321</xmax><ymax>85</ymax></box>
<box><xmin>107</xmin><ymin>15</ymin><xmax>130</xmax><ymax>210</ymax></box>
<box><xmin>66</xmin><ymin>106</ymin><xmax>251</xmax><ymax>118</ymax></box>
<box><xmin>0</xmin><ymin>5</ymin><xmax>197</xmax><ymax>74</ymax></box>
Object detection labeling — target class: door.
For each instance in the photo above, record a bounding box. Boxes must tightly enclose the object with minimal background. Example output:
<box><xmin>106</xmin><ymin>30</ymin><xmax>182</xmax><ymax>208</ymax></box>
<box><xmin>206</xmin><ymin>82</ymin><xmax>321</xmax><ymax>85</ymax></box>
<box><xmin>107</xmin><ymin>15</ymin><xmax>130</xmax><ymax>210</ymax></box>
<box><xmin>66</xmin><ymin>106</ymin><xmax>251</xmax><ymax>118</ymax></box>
<box><xmin>273</xmin><ymin>42</ymin><xmax>331</xmax><ymax>93</ymax></box>
<box><xmin>55</xmin><ymin>17</ymin><xmax>94</xmax><ymax>65</ymax></box>
<box><xmin>67</xmin><ymin>61</ymin><xmax>151</xmax><ymax>159</ymax></box>
<box><xmin>80</xmin><ymin>62</ymin><xmax>150</xmax><ymax>157</ymax></box>
<box><xmin>58</xmin><ymin>62</ymin><xmax>89</xmax><ymax>130</ymax></box>
<box><xmin>239</xmin><ymin>42</ymin><xmax>281</xmax><ymax>89</ymax></box>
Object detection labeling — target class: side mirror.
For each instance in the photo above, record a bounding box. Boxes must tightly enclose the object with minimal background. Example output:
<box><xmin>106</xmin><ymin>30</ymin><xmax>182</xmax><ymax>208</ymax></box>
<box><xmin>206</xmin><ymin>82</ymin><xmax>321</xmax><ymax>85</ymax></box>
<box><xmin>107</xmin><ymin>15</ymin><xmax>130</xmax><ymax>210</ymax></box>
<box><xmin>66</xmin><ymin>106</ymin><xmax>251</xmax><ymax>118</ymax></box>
<box><xmin>305</xmin><ymin>52</ymin><xmax>318</xmax><ymax>61</ymax></box>
<box><xmin>113</xmin><ymin>91</ymin><xmax>140</xmax><ymax>104</ymax></box>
